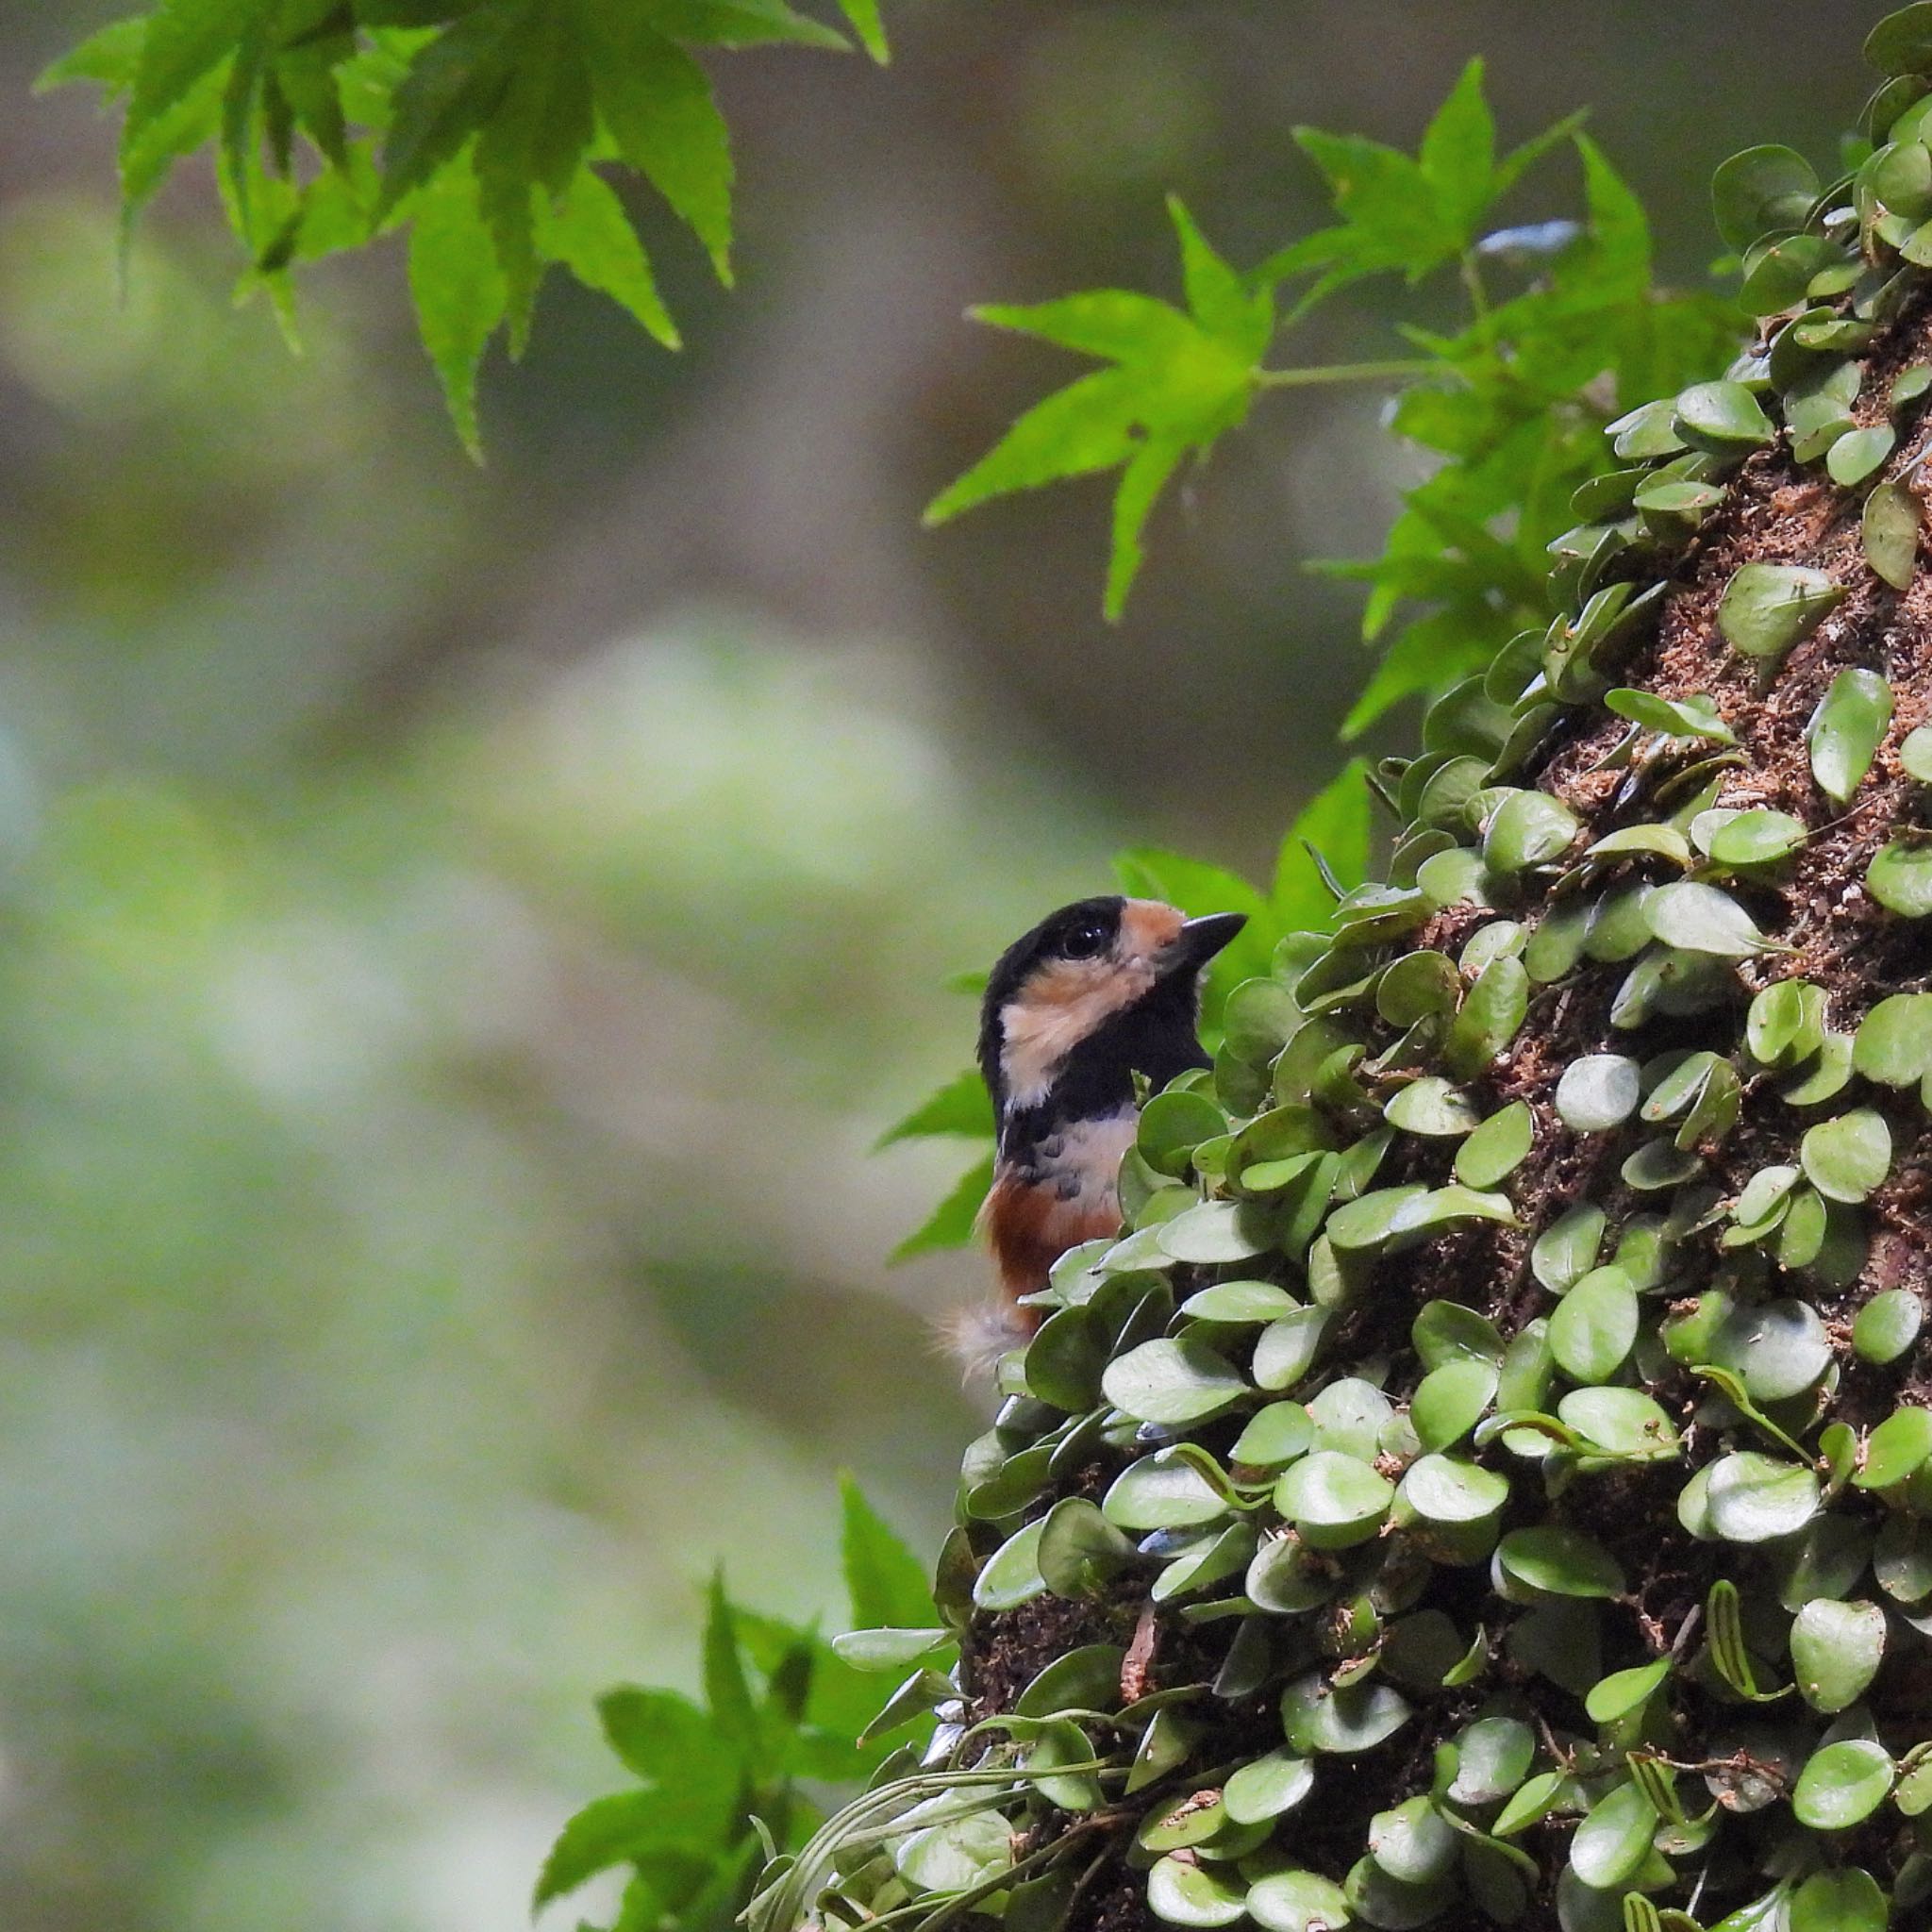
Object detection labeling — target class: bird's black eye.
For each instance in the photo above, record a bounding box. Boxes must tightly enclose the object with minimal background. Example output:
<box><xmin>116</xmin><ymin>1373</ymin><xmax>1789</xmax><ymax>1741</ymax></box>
<box><xmin>1060</xmin><ymin>921</ymin><xmax>1108</xmax><ymax>960</ymax></box>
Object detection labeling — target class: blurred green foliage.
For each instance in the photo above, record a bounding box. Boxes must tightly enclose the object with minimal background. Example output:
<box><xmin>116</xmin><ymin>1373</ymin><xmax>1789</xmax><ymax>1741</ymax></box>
<box><xmin>45</xmin><ymin>0</ymin><xmax>889</xmax><ymax>449</ymax></box>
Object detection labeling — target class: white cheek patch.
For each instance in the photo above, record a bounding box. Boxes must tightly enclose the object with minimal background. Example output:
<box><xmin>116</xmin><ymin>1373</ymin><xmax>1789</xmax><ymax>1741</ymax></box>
<box><xmin>999</xmin><ymin>967</ymin><xmax>1153</xmax><ymax>1107</ymax></box>
<box><xmin>1037</xmin><ymin>1108</ymin><xmax>1139</xmax><ymax>1215</ymax></box>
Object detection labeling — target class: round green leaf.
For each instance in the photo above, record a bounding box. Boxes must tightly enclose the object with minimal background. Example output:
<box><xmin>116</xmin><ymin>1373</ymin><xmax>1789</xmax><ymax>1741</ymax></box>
<box><xmin>894</xmin><ymin>1807</ymin><xmax>1012</xmax><ymax>1892</ymax></box>
<box><xmin>1643</xmin><ymin>879</ymin><xmax>1775</xmax><ymax>957</ymax></box>
<box><xmin>1139</xmin><ymin>1090</ymin><xmax>1230</xmax><ymax>1176</ymax></box>
<box><xmin>1791</xmin><ymin>1738</ymin><xmax>1895</xmax><ymax>1829</ymax></box>
<box><xmin>1705</xmin><ymin>1452</ymin><xmax>1822</xmax><ymax>1543</ymax></box>
<box><xmin>1869</xmin><ymin>837</ymin><xmax>1932</xmax><ymax>916</ymax></box>
<box><xmin>1396</xmin><ymin>1453</ymin><xmax>1507</xmax><ymax>1526</ymax></box>
<box><xmin>1497</xmin><ymin>1524</ymin><xmax>1624</xmax><ymax>1599</ymax></box>
<box><xmin>1327</xmin><ymin>1185</ymin><xmax>1430</xmax><ymax>1256</ymax></box>
<box><xmin>1568</xmin><ymin>1778</ymin><xmax>1657</xmax><ymax>1890</ymax></box>
<box><xmin>1104</xmin><ymin>1450</ymin><xmax>1233</xmax><ymax>1530</ymax></box>
<box><xmin>1712</xmin><ymin>144</ymin><xmax>1821</xmax><ymax>248</ymax></box>
<box><xmin>1158</xmin><ymin>1199</ymin><xmax>1274</xmax><ymax>1265</ymax></box>
<box><xmin>1716</xmin><ymin>563</ymin><xmax>1843</xmax><ymax>659</ymax></box>
<box><xmin>1281</xmin><ymin>1672</ymin><xmax>1411</xmax><ymax>1756</ymax></box>
<box><xmin>1790</xmin><ymin>1597</ymin><xmax>1886</xmax><ymax>1712</ymax></box>
<box><xmin>1707</xmin><ymin>808</ymin><xmax>1807</xmax><ymax>868</ymax></box>
<box><xmin>1854</xmin><ymin>1288</ymin><xmax>1924</xmax><ymax>1364</ymax></box>
<box><xmin>1410</xmin><ymin>1357</ymin><xmax>1499</xmax><ymax>1451</ymax></box>
<box><xmin>1876</xmin><ymin>1513</ymin><xmax>1932</xmax><ymax>1603</ymax></box>
<box><xmin>1584</xmin><ymin>1657</ymin><xmax>1669</xmax><ymax>1724</ymax></box>
<box><xmin>1675</xmin><ymin>379</ymin><xmax>1774</xmax><ymax>449</ymax></box>
<box><xmin>1224</xmin><ymin>1749</ymin><xmax>1315</xmax><ymax>1825</ymax></box>
<box><xmin>1104</xmin><ymin>1338</ymin><xmax>1249</xmax><ymax>1426</ymax></box>
<box><xmin>1855</xmin><ymin>1404</ymin><xmax>1932</xmax><ymax>1489</ymax></box>
<box><xmin>1801</xmin><ymin>1108</ymin><xmax>1893</xmax><ymax>1203</ymax></box>
<box><xmin>1902</xmin><ymin>723</ymin><xmax>1932</xmax><ymax>780</ymax></box>
<box><xmin>1275</xmin><ymin>1450</ymin><xmax>1393</xmax><ymax>1550</ymax></box>
<box><xmin>1828</xmin><ymin>422</ymin><xmax>1898</xmax><ymax>486</ymax></box>
<box><xmin>1307</xmin><ymin>1378</ymin><xmax>1395</xmax><ymax>1458</ymax></box>
<box><xmin>1245</xmin><ymin>1870</ymin><xmax>1354</xmax><ymax>1932</ymax></box>
<box><xmin>1713</xmin><ymin>1298</ymin><xmax>1832</xmax><ymax>1401</ymax></box>
<box><xmin>1376</xmin><ymin>951</ymin><xmax>1461</xmax><ymax>1026</ymax></box>
<box><xmin>1556</xmin><ymin>1055</ymin><xmax>1641</xmax><ymax>1132</ymax></box>
<box><xmin>1557</xmin><ymin>1386</ymin><xmax>1679</xmax><ymax>1457</ymax></box>
<box><xmin>1181</xmin><ymin>1279</ymin><xmax>1298</xmax><ymax>1324</ymax></box>
<box><xmin>1384</xmin><ymin>1075</ymin><xmax>1481</xmax><ymax>1138</ymax></box>
<box><xmin>1036</xmin><ymin>1497</ymin><xmax>1137</xmax><ymax>1599</ymax></box>
<box><xmin>973</xmin><ymin>1518</ymin><xmax>1048</xmax><ymax>1610</ymax></box>
<box><xmin>1253</xmin><ymin>1307</ymin><xmax>1330</xmax><ymax>1392</ymax></box>
<box><xmin>1137</xmin><ymin>1789</ymin><xmax>1229</xmax><ymax>1853</ymax></box>
<box><xmin>1548</xmin><ymin>1265</ymin><xmax>1639</xmax><ymax>1382</ymax></box>
<box><xmin>1483</xmin><ymin>791</ymin><xmax>1580</xmax><ymax>872</ymax></box>
<box><xmin>1854</xmin><ymin>991</ymin><xmax>1932</xmax><ymax>1085</ymax></box>
<box><xmin>1148</xmin><ymin>1856</ymin><xmax>1246</xmax><ymax>1928</ymax></box>
<box><xmin>1870</xmin><ymin>4</ymin><xmax>1932</xmax><ymax>71</ymax></box>
<box><xmin>1863</xmin><ymin>477</ymin><xmax>1921</xmax><ymax>589</ymax></box>
<box><xmin>1230</xmin><ymin>1400</ymin><xmax>1315</xmax><ymax>1472</ymax></box>
<box><xmin>1807</xmin><ymin>668</ymin><xmax>1895</xmax><ymax>805</ymax></box>
<box><xmin>1455</xmin><ymin>1100</ymin><xmax>1535</xmax><ymax>1188</ymax></box>
<box><xmin>1533</xmin><ymin>1203</ymin><xmax>1607</xmax><ymax>1292</ymax></box>
<box><xmin>1790</xmin><ymin>1869</ymin><xmax>1886</xmax><ymax>1932</ymax></box>
<box><xmin>1368</xmin><ymin>1796</ymin><xmax>1456</xmax><ymax>1887</ymax></box>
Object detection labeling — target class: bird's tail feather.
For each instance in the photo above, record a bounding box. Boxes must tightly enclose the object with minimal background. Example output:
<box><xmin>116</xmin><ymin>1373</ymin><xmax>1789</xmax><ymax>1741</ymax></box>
<box><xmin>936</xmin><ymin>1296</ymin><xmax>1029</xmax><ymax>1383</ymax></box>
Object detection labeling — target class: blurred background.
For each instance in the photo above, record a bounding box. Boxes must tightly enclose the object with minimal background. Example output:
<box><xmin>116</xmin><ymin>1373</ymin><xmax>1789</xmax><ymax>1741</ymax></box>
<box><xmin>0</xmin><ymin>4</ymin><xmax>1886</xmax><ymax>1929</ymax></box>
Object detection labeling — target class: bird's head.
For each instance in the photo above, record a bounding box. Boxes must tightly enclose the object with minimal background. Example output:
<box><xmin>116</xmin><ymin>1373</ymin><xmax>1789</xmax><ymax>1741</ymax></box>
<box><xmin>977</xmin><ymin>896</ymin><xmax>1247</xmax><ymax>1128</ymax></box>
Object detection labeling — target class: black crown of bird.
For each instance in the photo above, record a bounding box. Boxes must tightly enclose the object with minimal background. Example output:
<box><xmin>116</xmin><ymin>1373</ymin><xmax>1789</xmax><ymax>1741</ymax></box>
<box><xmin>952</xmin><ymin>896</ymin><xmax>1245</xmax><ymax>1368</ymax></box>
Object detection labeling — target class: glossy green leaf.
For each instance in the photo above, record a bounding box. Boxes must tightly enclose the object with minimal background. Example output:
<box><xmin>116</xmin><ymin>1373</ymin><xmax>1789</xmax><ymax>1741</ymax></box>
<box><xmin>1036</xmin><ymin>1497</ymin><xmax>1137</xmax><ymax>1600</ymax></box>
<box><xmin>1548</xmin><ymin>1265</ymin><xmax>1639</xmax><ymax>1380</ymax></box>
<box><xmin>1533</xmin><ymin>1204</ymin><xmax>1607</xmax><ymax>1293</ymax></box>
<box><xmin>1716</xmin><ymin>563</ymin><xmax>1844</xmax><ymax>659</ymax></box>
<box><xmin>1827</xmin><ymin>421</ymin><xmax>1898</xmax><ymax>486</ymax></box>
<box><xmin>1605</xmin><ymin>689</ymin><xmax>1736</xmax><ymax>743</ymax></box>
<box><xmin>1642</xmin><ymin>880</ymin><xmax>1776</xmax><ymax>957</ymax></box>
<box><xmin>1148</xmin><ymin>1856</ymin><xmax>1247</xmax><ymax>1928</ymax></box>
<box><xmin>1705</xmin><ymin>1452</ymin><xmax>1821</xmax><ymax>1543</ymax></box>
<box><xmin>1790</xmin><ymin>1597</ymin><xmax>1886</xmax><ymax>1712</ymax></box>
<box><xmin>1854</xmin><ymin>1287</ymin><xmax>1924</xmax><ymax>1363</ymax></box>
<box><xmin>1675</xmin><ymin>379</ymin><xmax>1774</xmax><ymax>449</ymax></box>
<box><xmin>1707</xmin><ymin>809</ymin><xmax>1807</xmax><ymax>868</ymax></box>
<box><xmin>1800</xmin><ymin>1108</ymin><xmax>1893</xmax><ymax>1203</ymax></box>
<box><xmin>1568</xmin><ymin>1779</ymin><xmax>1657</xmax><ymax>1890</ymax></box>
<box><xmin>1497</xmin><ymin>1524</ymin><xmax>1624</xmax><ymax>1599</ymax></box>
<box><xmin>1790</xmin><ymin>1869</ymin><xmax>1887</xmax><ymax>1932</ymax></box>
<box><xmin>1275</xmin><ymin>1450</ymin><xmax>1394</xmax><ymax>1549</ymax></box>
<box><xmin>1245</xmin><ymin>1869</ymin><xmax>1355</xmax><ymax>1932</ymax></box>
<box><xmin>972</xmin><ymin>1519</ymin><xmax>1048</xmax><ymax>1610</ymax></box>
<box><xmin>1103</xmin><ymin>1338</ymin><xmax>1248</xmax><ymax>1426</ymax></box>
<box><xmin>1384</xmin><ymin>1075</ymin><xmax>1481</xmax><ymax>1137</ymax></box>
<box><xmin>1483</xmin><ymin>790</ymin><xmax>1580</xmax><ymax>871</ymax></box>
<box><xmin>1453</xmin><ymin>1100</ymin><xmax>1534</xmax><ymax>1187</ymax></box>
<box><xmin>1224</xmin><ymin>1748</ymin><xmax>1316</xmax><ymax>1826</ymax></box>
<box><xmin>1869</xmin><ymin>836</ymin><xmax>1932</xmax><ymax>915</ymax></box>
<box><xmin>1855</xmin><ymin>1404</ymin><xmax>1932</xmax><ymax>1489</ymax></box>
<box><xmin>1791</xmin><ymin>1738</ymin><xmax>1895</xmax><ymax>1829</ymax></box>
<box><xmin>1854</xmin><ymin>991</ymin><xmax>1932</xmax><ymax>1084</ymax></box>
<box><xmin>1584</xmin><ymin>1657</ymin><xmax>1668</xmax><ymax>1724</ymax></box>
<box><xmin>1410</xmin><ymin>1357</ymin><xmax>1499</xmax><ymax>1450</ymax></box>
<box><xmin>1555</xmin><ymin>1054</ymin><xmax>1641</xmax><ymax>1131</ymax></box>
<box><xmin>1863</xmin><ymin>477</ymin><xmax>1922</xmax><ymax>588</ymax></box>
<box><xmin>1902</xmin><ymin>723</ymin><xmax>1932</xmax><ymax>780</ymax></box>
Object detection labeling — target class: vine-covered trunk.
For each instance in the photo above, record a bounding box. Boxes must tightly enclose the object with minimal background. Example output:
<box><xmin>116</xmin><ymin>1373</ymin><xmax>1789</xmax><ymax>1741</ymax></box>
<box><xmin>934</xmin><ymin>67</ymin><xmax>1932</xmax><ymax>1932</ymax></box>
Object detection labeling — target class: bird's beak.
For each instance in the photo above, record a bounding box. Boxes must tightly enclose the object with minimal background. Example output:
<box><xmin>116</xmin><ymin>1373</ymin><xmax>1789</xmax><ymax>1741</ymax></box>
<box><xmin>1171</xmin><ymin>911</ymin><xmax>1247</xmax><ymax>972</ymax></box>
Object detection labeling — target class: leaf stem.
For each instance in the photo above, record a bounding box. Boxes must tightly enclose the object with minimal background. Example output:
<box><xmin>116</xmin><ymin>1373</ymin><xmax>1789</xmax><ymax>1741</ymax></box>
<box><xmin>1254</xmin><ymin>358</ymin><xmax>1436</xmax><ymax>389</ymax></box>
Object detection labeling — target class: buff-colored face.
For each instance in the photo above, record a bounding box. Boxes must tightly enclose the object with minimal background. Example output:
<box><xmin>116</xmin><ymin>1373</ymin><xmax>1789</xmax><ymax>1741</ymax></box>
<box><xmin>997</xmin><ymin>898</ymin><xmax>1188</xmax><ymax>1108</ymax></box>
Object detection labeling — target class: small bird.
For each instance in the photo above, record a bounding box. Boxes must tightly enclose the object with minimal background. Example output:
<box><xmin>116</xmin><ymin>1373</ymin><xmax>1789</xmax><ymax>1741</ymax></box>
<box><xmin>965</xmin><ymin>895</ymin><xmax>1246</xmax><ymax>1353</ymax></box>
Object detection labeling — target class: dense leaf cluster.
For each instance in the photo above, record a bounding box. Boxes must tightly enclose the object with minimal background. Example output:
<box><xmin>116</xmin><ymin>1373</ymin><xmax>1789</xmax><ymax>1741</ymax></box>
<box><xmin>44</xmin><ymin>0</ymin><xmax>886</xmax><ymax>451</ymax></box>
<box><xmin>751</xmin><ymin>10</ymin><xmax>1932</xmax><ymax>1932</ymax></box>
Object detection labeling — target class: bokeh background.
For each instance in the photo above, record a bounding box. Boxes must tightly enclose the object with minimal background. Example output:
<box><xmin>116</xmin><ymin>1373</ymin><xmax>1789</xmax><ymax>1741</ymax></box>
<box><xmin>0</xmin><ymin>5</ymin><xmax>1889</xmax><ymax>1930</ymax></box>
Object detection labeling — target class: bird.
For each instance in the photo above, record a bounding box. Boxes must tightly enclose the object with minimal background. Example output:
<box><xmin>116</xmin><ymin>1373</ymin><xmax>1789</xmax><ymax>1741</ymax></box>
<box><xmin>956</xmin><ymin>895</ymin><xmax>1246</xmax><ymax>1364</ymax></box>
